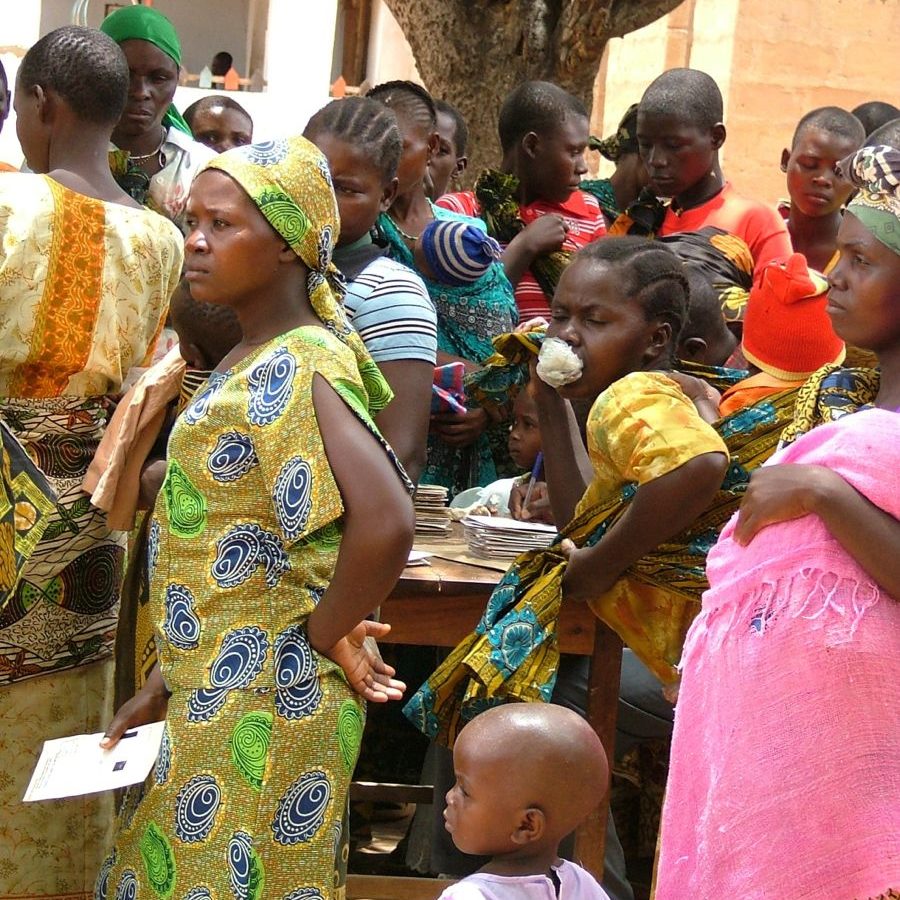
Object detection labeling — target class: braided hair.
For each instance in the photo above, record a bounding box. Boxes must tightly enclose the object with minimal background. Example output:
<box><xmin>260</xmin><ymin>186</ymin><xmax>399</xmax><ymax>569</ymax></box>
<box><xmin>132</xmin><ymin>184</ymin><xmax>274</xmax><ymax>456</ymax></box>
<box><xmin>577</xmin><ymin>237</ymin><xmax>691</xmax><ymax>356</ymax></box>
<box><xmin>304</xmin><ymin>96</ymin><xmax>402</xmax><ymax>183</ymax></box>
<box><xmin>18</xmin><ymin>26</ymin><xmax>128</xmax><ymax>126</ymax></box>
<box><xmin>366</xmin><ymin>80</ymin><xmax>437</xmax><ymax>131</ymax></box>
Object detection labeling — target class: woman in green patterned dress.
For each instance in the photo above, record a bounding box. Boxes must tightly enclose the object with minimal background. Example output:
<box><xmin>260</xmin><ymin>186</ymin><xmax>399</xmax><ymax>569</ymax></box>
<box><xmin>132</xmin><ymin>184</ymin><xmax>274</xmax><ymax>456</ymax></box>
<box><xmin>96</xmin><ymin>136</ymin><xmax>415</xmax><ymax>900</ymax></box>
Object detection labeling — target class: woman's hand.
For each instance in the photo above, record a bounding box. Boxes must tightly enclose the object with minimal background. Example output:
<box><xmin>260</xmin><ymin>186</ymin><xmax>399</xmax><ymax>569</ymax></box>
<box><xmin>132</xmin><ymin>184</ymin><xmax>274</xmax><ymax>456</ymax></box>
<box><xmin>323</xmin><ymin>620</ymin><xmax>406</xmax><ymax>703</ymax></box>
<box><xmin>662</xmin><ymin>679</ymin><xmax>681</xmax><ymax>706</ymax></box>
<box><xmin>733</xmin><ymin>464</ymin><xmax>838</xmax><ymax>545</ymax></box>
<box><xmin>100</xmin><ymin>665</ymin><xmax>170</xmax><ymax>749</ymax></box>
<box><xmin>520</xmin><ymin>215</ymin><xmax>568</xmax><ymax>256</ymax></box>
<box><xmin>559</xmin><ymin>539</ymin><xmax>614</xmax><ymax>604</ymax></box>
<box><xmin>515</xmin><ymin>317</ymin><xmax>549</xmax><ymax>334</ymax></box>
<box><xmin>430</xmin><ymin>407</ymin><xmax>489</xmax><ymax>448</ymax></box>
<box><xmin>509</xmin><ymin>480</ymin><xmax>555</xmax><ymax>524</ymax></box>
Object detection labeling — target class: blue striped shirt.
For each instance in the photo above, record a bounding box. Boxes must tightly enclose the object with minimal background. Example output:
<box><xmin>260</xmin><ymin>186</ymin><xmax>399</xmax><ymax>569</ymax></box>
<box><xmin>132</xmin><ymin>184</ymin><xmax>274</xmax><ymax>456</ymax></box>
<box><xmin>344</xmin><ymin>257</ymin><xmax>438</xmax><ymax>365</ymax></box>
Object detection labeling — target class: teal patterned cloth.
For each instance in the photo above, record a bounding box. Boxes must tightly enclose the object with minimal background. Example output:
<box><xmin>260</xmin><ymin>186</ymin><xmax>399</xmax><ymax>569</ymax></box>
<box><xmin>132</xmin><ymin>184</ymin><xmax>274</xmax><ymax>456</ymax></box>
<box><xmin>378</xmin><ymin>206</ymin><xmax>519</xmax><ymax>494</ymax></box>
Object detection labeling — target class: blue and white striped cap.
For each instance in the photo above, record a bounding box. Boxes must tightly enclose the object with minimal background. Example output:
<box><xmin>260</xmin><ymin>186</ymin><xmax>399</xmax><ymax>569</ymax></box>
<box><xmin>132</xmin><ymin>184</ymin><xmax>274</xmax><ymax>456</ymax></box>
<box><xmin>421</xmin><ymin>219</ymin><xmax>502</xmax><ymax>286</ymax></box>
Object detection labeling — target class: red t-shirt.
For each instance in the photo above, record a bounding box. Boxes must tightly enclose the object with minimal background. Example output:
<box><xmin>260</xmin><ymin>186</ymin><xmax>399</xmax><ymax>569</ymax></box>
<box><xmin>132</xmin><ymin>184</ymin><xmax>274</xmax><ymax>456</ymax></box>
<box><xmin>437</xmin><ymin>189</ymin><xmax>607</xmax><ymax>320</ymax></box>
<box><xmin>658</xmin><ymin>182</ymin><xmax>792</xmax><ymax>276</ymax></box>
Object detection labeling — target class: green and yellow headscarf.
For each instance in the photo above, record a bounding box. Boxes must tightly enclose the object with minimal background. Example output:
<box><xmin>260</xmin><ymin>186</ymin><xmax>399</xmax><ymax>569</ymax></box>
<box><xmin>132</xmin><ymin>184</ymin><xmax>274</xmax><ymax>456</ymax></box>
<box><xmin>204</xmin><ymin>136</ymin><xmax>393</xmax><ymax>415</ymax></box>
<box><xmin>99</xmin><ymin>4</ymin><xmax>191</xmax><ymax>135</ymax></box>
<box><xmin>839</xmin><ymin>144</ymin><xmax>900</xmax><ymax>256</ymax></box>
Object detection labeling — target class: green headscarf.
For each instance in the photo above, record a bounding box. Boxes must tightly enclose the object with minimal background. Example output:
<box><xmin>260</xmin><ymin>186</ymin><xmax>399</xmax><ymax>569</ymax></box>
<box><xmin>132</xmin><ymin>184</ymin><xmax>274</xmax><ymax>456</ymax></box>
<box><xmin>205</xmin><ymin>137</ymin><xmax>394</xmax><ymax>416</ymax></box>
<box><xmin>99</xmin><ymin>4</ymin><xmax>192</xmax><ymax>135</ymax></box>
<box><xmin>839</xmin><ymin>145</ymin><xmax>900</xmax><ymax>256</ymax></box>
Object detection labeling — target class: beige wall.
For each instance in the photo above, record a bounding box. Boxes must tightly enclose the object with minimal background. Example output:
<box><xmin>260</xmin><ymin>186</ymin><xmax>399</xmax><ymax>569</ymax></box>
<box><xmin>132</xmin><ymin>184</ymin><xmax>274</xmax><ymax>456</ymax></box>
<box><xmin>593</xmin><ymin>0</ymin><xmax>897</xmax><ymax>204</ymax></box>
<box><xmin>366</xmin><ymin>0</ymin><xmax>421</xmax><ymax>87</ymax></box>
<box><xmin>725</xmin><ymin>0</ymin><xmax>896</xmax><ymax>203</ymax></box>
<box><xmin>363</xmin><ymin>0</ymin><xmax>897</xmax><ymax>206</ymax></box>
<box><xmin>38</xmin><ymin>0</ymin><xmax>254</xmax><ymax>76</ymax></box>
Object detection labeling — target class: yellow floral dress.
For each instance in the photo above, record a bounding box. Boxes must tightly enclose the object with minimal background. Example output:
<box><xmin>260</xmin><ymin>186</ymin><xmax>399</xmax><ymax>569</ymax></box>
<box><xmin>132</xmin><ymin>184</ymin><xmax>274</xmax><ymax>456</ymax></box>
<box><xmin>100</xmin><ymin>326</ymin><xmax>401</xmax><ymax>900</ymax></box>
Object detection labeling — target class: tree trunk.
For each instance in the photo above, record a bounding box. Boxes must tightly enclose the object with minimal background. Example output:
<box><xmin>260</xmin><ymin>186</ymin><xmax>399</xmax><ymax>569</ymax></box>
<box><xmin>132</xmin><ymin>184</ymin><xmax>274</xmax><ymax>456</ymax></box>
<box><xmin>382</xmin><ymin>0</ymin><xmax>684</xmax><ymax>181</ymax></box>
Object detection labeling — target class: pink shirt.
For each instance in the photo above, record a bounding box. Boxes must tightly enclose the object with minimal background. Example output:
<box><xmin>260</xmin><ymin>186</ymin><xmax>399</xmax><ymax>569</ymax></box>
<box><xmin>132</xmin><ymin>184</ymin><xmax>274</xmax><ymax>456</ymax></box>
<box><xmin>438</xmin><ymin>860</ymin><xmax>611</xmax><ymax>899</ymax></box>
<box><xmin>658</xmin><ymin>182</ymin><xmax>792</xmax><ymax>276</ymax></box>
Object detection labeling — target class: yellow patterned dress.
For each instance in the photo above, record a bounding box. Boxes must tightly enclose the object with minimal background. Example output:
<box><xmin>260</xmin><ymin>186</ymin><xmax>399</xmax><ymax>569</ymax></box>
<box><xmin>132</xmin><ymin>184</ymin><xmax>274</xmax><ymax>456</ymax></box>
<box><xmin>99</xmin><ymin>325</ymin><xmax>398</xmax><ymax>900</ymax></box>
<box><xmin>0</xmin><ymin>172</ymin><xmax>182</xmax><ymax>900</ymax></box>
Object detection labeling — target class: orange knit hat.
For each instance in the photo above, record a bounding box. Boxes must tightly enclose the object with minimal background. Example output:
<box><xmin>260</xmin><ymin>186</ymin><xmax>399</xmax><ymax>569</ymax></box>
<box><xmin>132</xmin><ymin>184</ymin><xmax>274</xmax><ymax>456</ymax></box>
<box><xmin>742</xmin><ymin>253</ymin><xmax>845</xmax><ymax>380</ymax></box>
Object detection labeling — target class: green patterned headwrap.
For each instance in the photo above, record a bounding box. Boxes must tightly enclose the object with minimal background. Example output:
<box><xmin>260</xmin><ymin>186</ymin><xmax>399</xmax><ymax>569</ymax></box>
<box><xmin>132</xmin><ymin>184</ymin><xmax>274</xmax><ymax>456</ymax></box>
<box><xmin>100</xmin><ymin>4</ymin><xmax>192</xmax><ymax>135</ymax></box>
<box><xmin>839</xmin><ymin>145</ymin><xmax>900</xmax><ymax>256</ymax></box>
<box><xmin>589</xmin><ymin>103</ymin><xmax>639</xmax><ymax>162</ymax></box>
<box><xmin>205</xmin><ymin>137</ymin><xmax>393</xmax><ymax>415</ymax></box>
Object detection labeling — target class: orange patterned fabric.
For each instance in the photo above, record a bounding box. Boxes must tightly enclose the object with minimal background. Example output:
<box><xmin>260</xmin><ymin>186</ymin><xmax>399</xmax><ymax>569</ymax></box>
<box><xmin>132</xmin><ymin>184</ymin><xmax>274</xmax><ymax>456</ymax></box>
<box><xmin>11</xmin><ymin>179</ymin><xmax>106</xmax><ymax>397</ymax></box>
<box><xmin>0</xmin><ymin>173</ymin><xmax>183</xmax><ymax>399</ymax></box>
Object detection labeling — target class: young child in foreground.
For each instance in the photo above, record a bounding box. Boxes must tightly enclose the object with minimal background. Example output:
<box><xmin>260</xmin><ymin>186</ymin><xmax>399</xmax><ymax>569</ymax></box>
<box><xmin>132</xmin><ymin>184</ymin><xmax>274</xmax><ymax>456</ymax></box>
<box><xmin>439</xmin><ymin>704</ymin><xmax>611</xmax><ymax>899</ymax></box>
<box><xmin>452</xmin><ymin>381</ymin><xmax>546</xmax><ymax>518</ymax></box>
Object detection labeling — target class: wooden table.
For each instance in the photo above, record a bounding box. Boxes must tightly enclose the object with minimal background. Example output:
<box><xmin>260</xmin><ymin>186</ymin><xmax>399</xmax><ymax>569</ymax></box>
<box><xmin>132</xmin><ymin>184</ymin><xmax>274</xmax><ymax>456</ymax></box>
<box><xmin>377</xmin><ymin>547</ymin><xmax>624</xmax><ymax>882</ymax></box>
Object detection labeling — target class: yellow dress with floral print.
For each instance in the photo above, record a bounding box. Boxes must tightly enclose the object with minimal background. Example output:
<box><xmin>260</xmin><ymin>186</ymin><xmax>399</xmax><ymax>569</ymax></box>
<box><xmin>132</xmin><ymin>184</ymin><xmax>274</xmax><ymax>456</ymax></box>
<box><xmin>100</xmin><ymin>325</ymin><xmax>400</xmax><ymax>900</ymax></box>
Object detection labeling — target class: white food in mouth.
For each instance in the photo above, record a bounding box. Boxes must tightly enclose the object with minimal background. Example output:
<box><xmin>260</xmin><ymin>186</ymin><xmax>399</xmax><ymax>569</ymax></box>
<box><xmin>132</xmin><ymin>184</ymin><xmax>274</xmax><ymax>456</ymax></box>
<box><xmin>536</xmin><ymin>337</ymin><xmax>583</xmax><ymax>388</ymax></box>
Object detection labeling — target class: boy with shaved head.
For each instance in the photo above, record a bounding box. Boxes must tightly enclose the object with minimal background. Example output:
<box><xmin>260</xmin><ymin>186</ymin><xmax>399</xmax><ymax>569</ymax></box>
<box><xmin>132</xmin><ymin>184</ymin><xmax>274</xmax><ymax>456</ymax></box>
<box><xmin>778</xmin><ymin>106</ymin><xmax>864</xmax><ymax>272</ymax></box>
<box><xmin>439</xmin><ymin>704</ymin><xmax>611</xmax><ymax>899</ymax></box>
<box><xmin>637</xmin><ymin>67</ymin><xmax>792</xmax><ymax>278</ymax></box>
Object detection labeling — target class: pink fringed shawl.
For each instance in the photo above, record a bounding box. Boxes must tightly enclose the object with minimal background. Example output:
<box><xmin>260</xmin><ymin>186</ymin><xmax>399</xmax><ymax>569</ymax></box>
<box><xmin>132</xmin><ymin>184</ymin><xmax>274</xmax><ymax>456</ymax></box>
<box><xmin>657</xmin><ymin>408</ymin><xmax>900</xmax><ymax>899</ymax></box>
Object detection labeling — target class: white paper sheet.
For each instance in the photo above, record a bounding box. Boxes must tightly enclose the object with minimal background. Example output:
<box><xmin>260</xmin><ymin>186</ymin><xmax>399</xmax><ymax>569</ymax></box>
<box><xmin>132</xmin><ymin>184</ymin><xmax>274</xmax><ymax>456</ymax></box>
<box><xmin>407</xmin><ymin>550</ymin><xmax>432</xmax><ymax>566</ymax></box>
<box><xmin>462</xmin><ymin>514</ymin><xmax>557</xmax><ymax>533</ymax></box>
<box><xmin>23</xmin><ymin>721</ymin><xmax>166</xmax><ymax>802</ymax></box>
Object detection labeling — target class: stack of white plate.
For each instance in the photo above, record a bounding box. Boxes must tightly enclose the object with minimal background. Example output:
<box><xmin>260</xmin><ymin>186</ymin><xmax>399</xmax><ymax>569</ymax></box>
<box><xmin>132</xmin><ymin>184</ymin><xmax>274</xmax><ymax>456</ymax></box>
<box><xmin>461</xmin><ymin>515</ymin><xmax>557</xmax><ymax>559</ymax></box>
<box><xmin>413</xmin><ymin>484</ymin><xmax>452</xmax><ymax>535</ymax></box>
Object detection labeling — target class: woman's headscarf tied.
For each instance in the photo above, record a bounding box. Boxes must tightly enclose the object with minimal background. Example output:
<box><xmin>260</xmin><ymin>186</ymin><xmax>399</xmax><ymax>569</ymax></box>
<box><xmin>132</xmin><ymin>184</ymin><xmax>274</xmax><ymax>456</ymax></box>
<box><xmin>838</xmin><ymin>144</ymin><xmax>900</xmax><ymax>255</ymax></box>
<box><xmin>99</xmin><ymin>5</ymin><xmax>191</xmax><ymax>135</ymax></box>
<box><xmin>204</xmin><ymin>136</ymin><xmax>393</xmax><ymax>414</ymax></box>
<box><xmin>589</xmin><ymin>103</ymin><xmax>639</xmax><ymax>163</ymax></box>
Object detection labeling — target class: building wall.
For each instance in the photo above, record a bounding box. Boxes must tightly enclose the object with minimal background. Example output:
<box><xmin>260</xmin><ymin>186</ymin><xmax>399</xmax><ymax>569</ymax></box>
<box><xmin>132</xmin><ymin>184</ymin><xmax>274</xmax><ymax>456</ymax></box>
<box><xmin>356</xmin><ymin>0</ymin><xmax>898</xmax><ymax>206</ymax></box>
<box><xmin>365</xmin><ymin>0</ymin><xmax>420</xmax><ymax>86</ymax></box>
<box><xmin>593</xmin><ymin>0</ymin><xmax>896</xmax><ymax>203</ymax></box>
<box><xmin>725</xmin><ymin>0</ymin><xmax>896</xmax><ymax>203</ymax></box>
<box><xmin>4</xmin><ymin>0</ymin><xmax>895</xmax><ymax>184</ymax></box>
<box><xmin>0</xmin><ymin>6</ymin><xmax>41</xmax><ymax>169</ymax></box>
<box><xmin>2</xmin><ymin>0</ymin><xmax>340</xmax><ymax>165</ymax></box>
<box><xmin>38</xmin><ymin>0</ymin><xmax>252</xmax><ymax>76</ymax></box>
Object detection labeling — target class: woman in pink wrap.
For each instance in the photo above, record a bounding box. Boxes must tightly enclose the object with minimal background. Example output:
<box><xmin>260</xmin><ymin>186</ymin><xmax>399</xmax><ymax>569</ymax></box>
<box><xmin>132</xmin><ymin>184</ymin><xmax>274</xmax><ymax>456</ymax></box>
<box><xmin>656</xmin><ymin>146</ymin><xmax>900</xmax><ymax>898</ymax></box>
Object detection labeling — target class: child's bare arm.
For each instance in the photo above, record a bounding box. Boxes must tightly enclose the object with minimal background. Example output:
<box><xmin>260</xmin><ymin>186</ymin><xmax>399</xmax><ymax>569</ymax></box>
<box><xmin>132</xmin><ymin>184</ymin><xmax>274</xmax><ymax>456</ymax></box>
<box><xmin>306</xmin><ymin>374</ymin><xmax>415</xmax><ymax>658</ymax></box>
<box><xmin>734</xmin><ymin>464</ymin><xmax>900</xmax><ymax>597</ymax></box>
<box><xmin>561</xmin><ymin>451</ymin><xmax>728</xmax><ymax>603</ymax></box>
